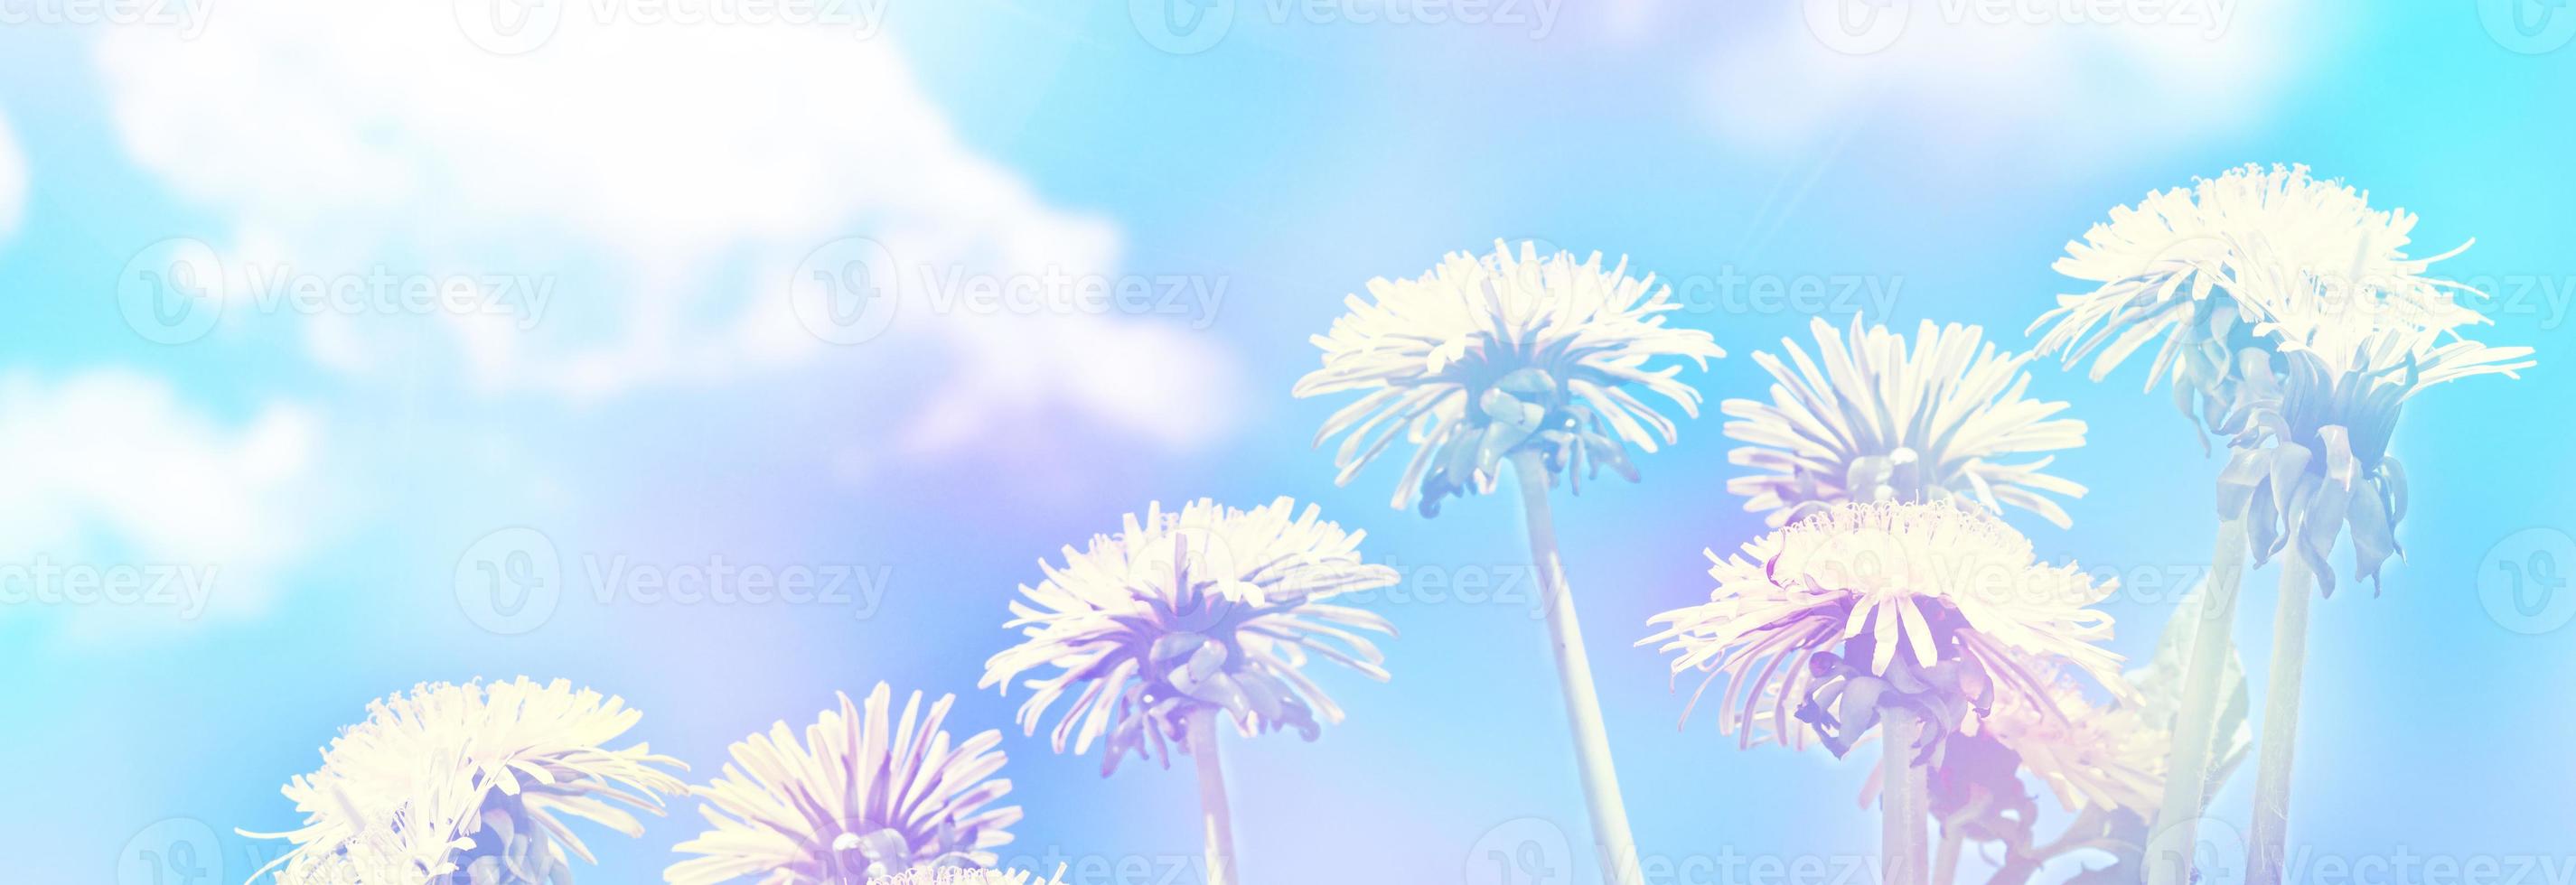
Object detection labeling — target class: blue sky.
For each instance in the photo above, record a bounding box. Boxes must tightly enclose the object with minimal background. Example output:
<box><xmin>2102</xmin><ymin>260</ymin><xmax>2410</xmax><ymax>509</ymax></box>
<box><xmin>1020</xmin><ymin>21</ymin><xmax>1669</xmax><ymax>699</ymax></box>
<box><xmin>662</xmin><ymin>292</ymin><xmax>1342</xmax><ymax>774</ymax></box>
<box><xmin>4</xmin><ymin>2</ymin><xmax>2573</xmax><ymax>883</ymax></box>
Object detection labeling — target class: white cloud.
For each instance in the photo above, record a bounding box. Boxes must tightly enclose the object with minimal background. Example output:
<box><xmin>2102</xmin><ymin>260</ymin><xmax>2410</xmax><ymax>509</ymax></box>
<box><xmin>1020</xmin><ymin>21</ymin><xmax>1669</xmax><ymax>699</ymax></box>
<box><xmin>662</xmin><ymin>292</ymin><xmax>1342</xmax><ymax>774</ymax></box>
<box><xmin>0</xmin><ymin>370</ymin><xmax>322</xmax><ymax>642</ymax></box>
<box><xmin>0</xmin><ymin>109</ymin><xmax>23</xmax><ymax>244</ymax></box>
<box><xmin>93</xmin><ymin>5</ymin><xmax>1241</xmax><ymax>455</ymax></box>
<box><xmin>1703</xmin><ymin>1</ymin><xmax>2305</xmax><ymax>163</ymax></box>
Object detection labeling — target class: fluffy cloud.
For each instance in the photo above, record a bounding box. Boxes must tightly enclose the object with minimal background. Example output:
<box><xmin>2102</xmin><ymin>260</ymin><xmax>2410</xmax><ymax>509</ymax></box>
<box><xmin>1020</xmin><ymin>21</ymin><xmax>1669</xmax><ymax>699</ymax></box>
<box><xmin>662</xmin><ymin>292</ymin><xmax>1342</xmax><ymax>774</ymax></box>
<box><xmin>0</xmin><ymin>109</ymin><xmax>22</xmax><ymax>244</ymax></box>
<box><xmin>1702</xmin><ymin>1</ymin><xmax>2302</xmax><ymax>163</ymax></box>
<box><xmin>92</xmin><ymin>4</ymin><xmax>1241</xmax><ymax>453</ymax></box>
<box><xmin>0</xmin><ymin>371</ymin><xmax>321</xmax><ymax>642</ymax></box>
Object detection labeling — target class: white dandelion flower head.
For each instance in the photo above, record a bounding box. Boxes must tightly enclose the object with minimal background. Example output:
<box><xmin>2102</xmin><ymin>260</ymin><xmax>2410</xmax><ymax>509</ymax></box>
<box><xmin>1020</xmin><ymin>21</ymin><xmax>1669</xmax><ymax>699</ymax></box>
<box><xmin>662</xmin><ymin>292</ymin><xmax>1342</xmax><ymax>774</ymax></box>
<box><xmin>980</xmin><ymin>498</ymin><xmax>1399</xmax><ymax>773</ymax></box>
<box><xmin>2215</xmin><ymin>269</ymin><xmax>2534</xmax><ymax>591</ymax></box>
<box><xmin>1643</xmin><ymin>502</ymin><xmax>2127</xmax><ymax>759</ymax></box>
<box><xmin>1940</xmin><ymin>583</ymin><xmax>2252</xmax><ymax>856</ymax></box>
<box><xmin>1295</xmin><ymin>240</ymin><xmax>1725</xmax><ymax>516</ymax></box>
<box><xmin>869</xmin><ymin>866</ymin><xmax>1068</xmax><ymax>885</ymax></box>
<box><xmin>1724</xmin><ymin>316</ymin><xmax>2088</xmax><ymax>529</ymax></box>
<box><xmin>667</xmin><ymin>685</ymin><xmax>1020</xmax><ymax>885</ymax></box>
<box><xmin>248</xmin><ymin>677</ymin><xmax>688</xmax><ymax>885</ymax></box>
<box><xmin>1978</xmin><ymin>670</ymin><xmax>2162</xmax><ymax>815</ymax></box>
<box><xmin>2030</xmin><ymin>163</ymin><xmax>2475</xmax><ymax>431</ymax></box>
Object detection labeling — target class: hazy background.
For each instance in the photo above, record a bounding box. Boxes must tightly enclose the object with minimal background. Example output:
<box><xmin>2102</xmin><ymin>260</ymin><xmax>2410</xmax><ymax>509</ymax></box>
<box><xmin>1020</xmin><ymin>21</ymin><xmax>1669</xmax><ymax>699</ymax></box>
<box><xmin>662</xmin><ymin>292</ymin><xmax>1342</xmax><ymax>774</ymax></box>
<box><xmin>3</xmin><ymin>1</ymin><xmax>2571</xmax><ymax>882</ymax></box>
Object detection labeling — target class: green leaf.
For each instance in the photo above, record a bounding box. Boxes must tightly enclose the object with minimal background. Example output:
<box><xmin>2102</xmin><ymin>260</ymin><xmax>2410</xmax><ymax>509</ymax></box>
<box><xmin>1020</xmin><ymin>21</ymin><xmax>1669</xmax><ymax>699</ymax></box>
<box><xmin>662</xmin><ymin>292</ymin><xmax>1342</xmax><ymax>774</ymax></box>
<box><xmin>2127</xmin><ymin>579</ymin><xmax>2253</xmax><ymax>811</ymax></box>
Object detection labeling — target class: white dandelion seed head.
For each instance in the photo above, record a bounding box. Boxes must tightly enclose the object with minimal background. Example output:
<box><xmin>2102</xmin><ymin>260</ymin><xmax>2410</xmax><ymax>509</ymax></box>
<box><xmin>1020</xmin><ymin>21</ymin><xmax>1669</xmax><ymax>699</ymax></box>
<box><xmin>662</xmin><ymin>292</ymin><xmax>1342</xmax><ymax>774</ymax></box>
<box><xmin>1979</xmin><ymin>670</ymin><xmax>2162</xmax><ymax>815</ymax></box>
<box><xmin>1643</xmin><ymin>502</ymin><xmax>2126</xmax><ymax>756</ymax></box>
<box><xmin>869</xmin><ymin>866</ymin><xmax>1069</xmax><ymax>885</ymax></box>
<box><xmin>248</xmin><ymin>677</ymin><xmax>688</xmax><ymax>885</ymax></box>
<box><xmin>1295</xmin><ymin>240</ymin><xmax>1725</xmax><ymax>515</ymax></box>
<box><xmin>1724</xmin><ymin>316</ymin><xmax>2088</xmax><ymax>529</ymax></box>
<box><xmin>667</xmin><ymin>685</ymin><xmax>1021</xmax><ymax>885</ymax></box>
<box><xmin>979</xmin><ymin>497</ymin><xmax>1399</xmax><ymax>773</ymax></box>
<box><xmin>2030</xmin><ymin>163</ymin><xmax>2474</xmax><ymax>430</ymax></box>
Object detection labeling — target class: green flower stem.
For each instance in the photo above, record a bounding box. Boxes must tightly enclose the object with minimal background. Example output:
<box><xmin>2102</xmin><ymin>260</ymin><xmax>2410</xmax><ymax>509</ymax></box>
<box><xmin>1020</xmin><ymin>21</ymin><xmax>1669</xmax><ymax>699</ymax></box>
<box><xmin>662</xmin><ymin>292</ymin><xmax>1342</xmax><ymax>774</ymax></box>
<box><xmin>2146</xmin><ymin>516</ymin><xmax>2252</xmax><ymax>885</ymax></box>
<box><xmin>1882</xmin><ymin>707</ymin><xmax>1929</xmax><ymax>885</ymax></box>
<box><xmin>1186</xmin><ymin>707</ymin><xmax>1240</xmax><ymax>885</ymax></box>
<box><xmin>1508</xmin><ymin>449</ymin><xmax>1645</xmax><ymax>885</ymax></box>
<box><xmin>2246</xmin><ymin>552</ymin><xmax>2318</xmax><ymax>885</ymax></box>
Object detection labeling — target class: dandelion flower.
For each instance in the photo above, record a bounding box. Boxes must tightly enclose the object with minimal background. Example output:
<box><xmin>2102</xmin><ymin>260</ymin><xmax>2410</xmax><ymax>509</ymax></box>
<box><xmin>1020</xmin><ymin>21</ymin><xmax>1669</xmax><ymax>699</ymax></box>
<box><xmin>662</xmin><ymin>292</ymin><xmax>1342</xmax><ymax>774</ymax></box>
<box><xmin>1987</xmin><ymin>582</ymin><xmax>2253</xmax><ymax>820</ymax></box>
<box><xmin>2021</xmin><ymin>165</ymin><xmax>2492</xmax><ymax>885</ymax></box>
<box><xmin>1646</xmin><ymin>503</ymin><xmax>2124</xmax><ymax>885</ymax></box>
<box><xmin>1643</xmin><ymin>502</ymin><xmax>2126</xmax><ymax>758</ymax></box>
<box><xmin>247</xmin><ymin>677</ymin><xmax>687</xmax><ymax>885</ymax></box>
<box><xmin>1296</xmin><ymin>241</ymin><xmax>1710</xmax><ymax>885</ymax></box>
<box><xmin>2222</xmin><ymin>273</ymin><xmax>2534</xmax><ymax>590</ymax></box>
<box><xmin>2029</xmin><ymin>163</ymin><xmax>2475</xmax><ymax>430</ymax></box>
<box><xmin>1724</xmin><ymin>316</ymin><xmax>2087</xmax><ymax>528</ymax></box>
<box><xmin>1936</xmin><ymin>582</ymin><xmax>2256</xmax><ymax>884</ymax></box>
<box><xmin>1981</xmin><ymin>672</ymin><xmax>2161</xmax><ymax>815</ymax></box>
<box><xmin>2222</xmin><ymin>268</ymin><xmax>2529</xmax><ymax>885</ymax></box>
<box><xmin>1925</xmin><ymin>676</ymin><xmax>2163</xmax><ymax>885</ymax></box>
<box><xmin>1295</xmin><ymin>240</ymin><xmax>1724</xmax><ymax>515</ymax></box>
<box><xmin>981</xmin><ymin>497</ymin><xmax>1395</xmax><ymax>885</ymax></box>
<box><xmin>980</xmin><ymin>497</ymin><xmax>1398</xmax><ymax>771</ymax></box>
<box><xmin>666</xmin><ymin>685</ymin><xmax>1019</xmax><ymax>885</ymax></box>
<box><xmin>868</xmin><ymin>867</ymin><xmax>1068</xmax><ymax>885</ymax></box>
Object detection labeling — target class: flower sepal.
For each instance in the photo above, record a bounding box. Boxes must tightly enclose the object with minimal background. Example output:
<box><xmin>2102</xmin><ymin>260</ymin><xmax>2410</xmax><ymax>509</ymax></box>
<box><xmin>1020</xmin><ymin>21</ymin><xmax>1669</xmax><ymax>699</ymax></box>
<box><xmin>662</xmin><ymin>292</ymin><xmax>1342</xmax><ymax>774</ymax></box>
<box><xmin>1798</xmin><ymin>651</ymin><xmax>1985</xmax><ymax>766</ymax></box>
<box><xmin>1926</xmin><ymin>733</ymin><xmax>2041</xmax><ymax>854</ymax></box>
<box><xmin>2217</xmin><ymin>352</ymin><xmax>2410</xmax><ymax>595</ymax></box>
